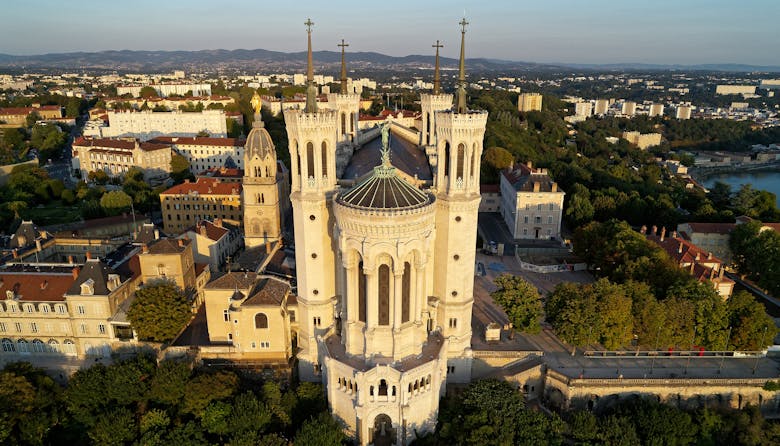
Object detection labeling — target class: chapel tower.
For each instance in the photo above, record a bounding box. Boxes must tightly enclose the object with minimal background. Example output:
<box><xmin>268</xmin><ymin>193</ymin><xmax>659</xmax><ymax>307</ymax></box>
<box><xmin>431</xmin><ymin>18</ymin><xmax>487</xmax><ymax>383</ymax></box>
<box><xmin>243</xmin><ymin>92</ymin><xmax>282</xmax><ymax>246</ymax></box>
<box><xmin>419</xmin><ymin>40</ymin><xmax>454</xmax><ymax>149</ymax></box>
<box><xmin>327</xmin><ymin>38</ymin><xmax>362</xmax><ymax>177</ymax></box>
<box><xmin>286</xmin><ymin>19</ymin><xmax>340</xmax><ymax>381</ymax></box>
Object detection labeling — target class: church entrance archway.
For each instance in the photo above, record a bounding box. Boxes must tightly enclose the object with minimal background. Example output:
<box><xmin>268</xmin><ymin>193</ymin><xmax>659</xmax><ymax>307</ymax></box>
<box><xmin>371</xmin><ymin>414</ymin><xmax>395</xmax><ymax>446</ymax></box>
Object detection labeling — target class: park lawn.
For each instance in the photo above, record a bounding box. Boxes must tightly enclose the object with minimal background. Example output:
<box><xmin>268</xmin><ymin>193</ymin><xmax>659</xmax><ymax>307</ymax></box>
<box><xmin>20</xmin><ymin>200</ymin><xmax>82</xmax><ymax>226</ymax></box>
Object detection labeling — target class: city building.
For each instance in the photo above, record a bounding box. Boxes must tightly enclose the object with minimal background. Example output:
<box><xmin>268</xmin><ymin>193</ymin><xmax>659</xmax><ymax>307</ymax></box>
<box><xmin>623</xmin><ymin>131</ymin><xmax>662</xmax><ymax>150</ymax></box>
<box><xmin>159</xmin><ymin>178</ymin><xmax>243</xmax><ymax>234</ymax></box>
<box><xmin>500</xmin><ymin>162</ymin><xmax>565</xmax><ymax>240</ymax></box>
<box><xmin>621</xmin><ymin>101</ymin><xmax>636</xmax><ymax>116</ymax></box>
<box><xmin>72</xmin><ymin>137</ymin><xmax>172</xmax><ymax>183</ymax></box>
<box><xmin>517</xmin><ymin>93</ymin><xmax>543</xmax><ymax>112</ymax></box>
<box><xmin>181</xmin><ymin>219</ymin><xmax>241</xmax><ymax>273</ymax></box>
<box><xmin>0</xmin><ymin>105</ymin><xmax>62</xmax><ymax>126</ymax></box>
<box><xmin>594</xmin><ymin>99</ymin><xmax>609</xmax><ymax>115</ymax></box>
<box><xmin>94</xmin><ymin>110</ymin><xmax>227</xmax><ymax>140</ymax></box>
<box><xmin>0</xmin><ymin>257</ymin><xmax>136</xmax><ymax>359</ymax></box>
<box><xmin>574</xmin><ymin>101</ymin><xmax>593</xmax><ymax>117</ymax></box>
<box><xmin>150</xmin><ymin>136</ymin><xmax>245</xmax><ymax>173</ymax></box>
<box><xmin>676</xmin><ymin>104</ymin><xmax>692</xmax><ymax>120</ymax></box>
<box><xmin>643</xmin><ymin>226</ymin><xmax>734</xmax><ymax>298</ymax></box>
<box><xmin>202</xmin><ymin>272</ymin><xmax>297</xmax><ymax>362</ymax></box>
<box><xmin>715</xmin><ymin>85</ymin><xmax>757</xmax><ymax>95</ymax></box>
<box><xmin>116</xmin><ymin>83</ymin><xmax>212</xmax><ymax>98</ymax></box>
<box><xmin>648</xmin><ymin>103</ymin><xmax>665</xmax><ymax>117</ymax></box>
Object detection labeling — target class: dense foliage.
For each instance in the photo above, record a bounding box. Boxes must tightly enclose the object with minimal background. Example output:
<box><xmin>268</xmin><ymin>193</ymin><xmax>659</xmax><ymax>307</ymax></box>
<box><xmin>730</xmin><ymin>220</ymin><xmax>780</xmax><ymax>296</ymax></box>
<box><xmin>127</xmin><ymin>282</ymin><xmax>193</xmax><ymax>343</ymax></box>
<box><xmin>491</xmin><ymin>274</ymin><xmax>542</xmax><ymax>334</ymax></box>
<box><xmin>556</xmin><ymin>220</ymin><xmax>778</xmax><ymax>350</ymax></box>
<box><xmin>0</xmin><ymin>358</ymin><xmax>337</xmax><ymax>446</ymax></box>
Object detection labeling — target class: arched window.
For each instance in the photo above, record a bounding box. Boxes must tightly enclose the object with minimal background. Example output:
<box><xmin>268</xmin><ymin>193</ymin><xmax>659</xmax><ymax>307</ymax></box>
<box><xmin>265</xmin><ymin>166</ymin><xmax>270</xmax><ymax>177</ymax></box>
<box><xmin>350</xmin><ymin>113</ymin><xmax>355</xmax><ymax>133</ymax></box>
<box><xmin>358</xmin><ymin>261</ymin><xmax>367</xmax><ymax>323</ymax></box>
<box><xmin>17</xmin><ymin>339</ymin><xmax>28</xmax><ymax>353</ymax></box>
<box><xmin>321</xmin><ymin>142</ymin><xmax>328</xmax><ymax>177</ymax></box>
<box><xmin>378</xmin><ymin>379</ymin><xmax>388</xmax><ymax>396</ymax></box>
<box><xmin>32</xmin><ymin>339</ymin><xmax>45</xmax><ymax>353</ymax></box>
<box><xmin>426</xmin><ymin>113</ymin><xmax>431</xmax><ymax>144</ymax></box>
<box><xmin>378</xmin><ymin>264</ymin><xmax>390</xmax><ymax>326</ymax></box>
<box><xmin>470</xmin><ymin>143</ymin><xmax>477</xmax><ymax>178</ymax></box>
<box><xmin>255</xmin><ymin>313</ymin><xmax>268</xmax><ymax>329</ymax></box>
<box><xmin>402</xmin><ymin>262</ymin><xmax>411</xmax><ymax>323</ymax></box>
<box><xmin>306</xmin><ymin>142</ymin><xmax>315</xmax><ymax>179</ymax></box>
<box><xmin>444</xmin><ymin>142</ymin><xmax>450</xmax><ymax>178</ymax></box>
<box><xmin>341</xmin><ymin>112</ymin><xmax>346</xmax><ymax>136</ymax></box>
<box><xmin>260</xmin><ymin>193</ymin><xmax>265</xmax><ymax>204</ymax></box>
<box><xmin>456</xmin><ymin>143</ymin><xmax>465</xmax><ymax>179</ymax></box>
<box><xmin>2</xmin><ymin>339</ymin><xmax>15</xmax><ymax>352</ymax></box>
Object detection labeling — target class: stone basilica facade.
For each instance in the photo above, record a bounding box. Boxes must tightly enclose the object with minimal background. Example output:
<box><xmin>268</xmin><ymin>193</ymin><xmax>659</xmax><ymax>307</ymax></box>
<box><xmin>284</xmin><ymin>19</ymin><xmax>487</xmax><ymax>445</ymax></box>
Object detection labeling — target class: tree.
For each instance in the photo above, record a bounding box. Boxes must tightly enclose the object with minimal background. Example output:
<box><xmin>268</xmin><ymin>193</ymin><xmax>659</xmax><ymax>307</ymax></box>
<box><xmin>170</xmin><ymin>154</ymin><xmax>193</xmax><ymax>183</ymax></box>
<box><xmin>592</xmin><ymin>279</ymin><xmax>634</xmax><ymax>350</ymax></box>
<box><xmin>491</xmin><ymin>274</ymin><xmax>542</xmax><ymax>334</ymax></box>
<box><xmin>30</xmin><ymin>123</ymin><xmax>66</xmax><ymax>160</ymax></box>
<box><xmin>196</xmin><ymin>129</ymin><xmax>210</xmax><ymax>137</ymax></box>
<box><xmin>88</xmin><ymin>169</ymin><xmax>109</xmax><ymax>185</ymax></box>
<box><xmin>128</xmin><ymin>282</ymin><xmax>192</xmax><ymax>343</ymax></box>
<box><xmin>294</xmin><ymin>412</ymin><xmax>345</xmax><ymax>446</ymax></box>
<box><xmin>565</xmin><ymin>192</ymin><xmax>595</xmax><ymax>228</ymax></box>
<box><xmin>25</xmin><ymin>111</ymin><xmax>41</xmax><ymax>127</ymax></box>
<box><xmin>731</xmin><ymin>220</ymin><xmax>780</xmax><ymax>296</ymax></box>
<box><xmin>148</xmin><ymin>359</ymin><xmax>190</xmax><ymax>406</ymax></box>
<box><xmin>726</xmin><ymin>291</ymin><xmax>778</xmax><ymax>350</ymax></box>
<box><xmin>99</xmin><ymin>190</ymin><xmax>133</xmax><ymax>216</ymax></box>
<box><xmin>139</xmin><ymin>86</ymin><xmax>159</xmax><ymax>98</ymax></box>
<box><xmin>181</xmin><ymin>371</ymin><xmax>239</xmax><ymax>417</ymax></box>
<box><xmin>2</xmin><ymin>127</ymin><xmax>25</xmax><ymax>152</ymax></box>
<box><xmin>483</xmin><ymin>146</ymin><xmax>514</xmax><ymax>170</ymax></box>
<box><xmin>88</xmin><ymin>407</ymin><xmax>136</xmax><ymax>446</ymax></box>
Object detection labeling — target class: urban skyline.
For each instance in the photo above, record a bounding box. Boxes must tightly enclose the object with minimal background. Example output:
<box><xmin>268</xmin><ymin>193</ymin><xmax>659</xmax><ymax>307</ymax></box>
<box><xmin>2</xmin><ymin>0</ymin><xmax>779</xmax><ymax>66</ymax></box>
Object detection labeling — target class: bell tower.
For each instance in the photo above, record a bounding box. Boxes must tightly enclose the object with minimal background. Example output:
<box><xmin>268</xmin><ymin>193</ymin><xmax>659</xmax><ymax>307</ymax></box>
<box><xmin>327</xmin><ymin>38</ymin><xmax>361</xmax><ymax>177</ymax></box>
<box><xmin>431</xmin><ymin>18</ymin><xmax>487</xmax><ymax>383</ymax></box>
<box><xmin>243</xmin><ymin>92</ymin><xmax>283</xmax><ymax>246</ymax></box>
<box><xmin>287</xmin><ymin>18</ymin><xmax>340</xmax><ymax>381</ymax></box>
<box><xmin>420</xmin><ymin>40</ymin><xmax>453</xmax><ymax>149</ymax></box>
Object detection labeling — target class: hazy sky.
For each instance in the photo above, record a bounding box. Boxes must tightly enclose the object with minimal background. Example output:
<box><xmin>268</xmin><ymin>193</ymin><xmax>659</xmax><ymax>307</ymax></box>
<box><xmin>2</xmin><ymin>0</ymin><xmax>779</xmax><ymax>65</ymax></box>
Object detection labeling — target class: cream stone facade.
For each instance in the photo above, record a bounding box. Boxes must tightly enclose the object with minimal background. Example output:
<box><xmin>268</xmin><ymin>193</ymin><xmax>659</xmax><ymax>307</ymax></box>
<box><xmin>280</xmin><ymin>21</ymin><xmax>486</xmax><ymax>445</ymax></box>
<box><xmin>159</xmin><ymin>178</ymin><xmax>243</xmax><ymax>234</ymax></box>
<box><xmin>100</xmin><ymin>110</ymin><xmax>227</xmax><ymax>140</ymax></box>
<box><xmin>150</xmin><ymin>136</ymin><xmax>245</xmax><ymax>173</ymax></box>
<box><xmin>72</xmin><ymin>136</ymin><xmax>173</xmax><ymax>183</ymax></box>
<box><xmin>500</xmin><ymin>162</ymin><xmax>565</xmax><ymax>240</ymax></box>
<box><xmin>517</xmin><ymin>93</ymin><xmax>543</xmax><ymax>112</ymax></box>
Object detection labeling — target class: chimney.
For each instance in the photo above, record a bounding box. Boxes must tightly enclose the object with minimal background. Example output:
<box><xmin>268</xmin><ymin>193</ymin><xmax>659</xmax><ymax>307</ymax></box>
<box><xmin>215</xmin><ymin>217</ymin><xmax>223</xmax><ymax>228</ymax></box>
<box><xmin>640</xmin><ymin>225</ymin><xmax>647</xmax><ymax>234</ymax></box>
<box><xmin>719</xmin><ymin>267</ymin><xmax>724</xmax><ymax>278</ymax></box>
<box><xmin>660</xmin><ymin>227</ymin><xmax>666</xmax><ymax>242</ymax></box>
<box><xmin>40</xmin><ymin>280</ymin><xmax>48</xmax><ymax>290</ymax></box>
<box><xmin>526</xmin><ymin>161</ymin><xmax>533</xmax><ymax>169</ymax></box>
<box><xmin>142</xmin><ymin>244</ymin><xmax>149</xmax><ymax>254</ymax></box>
<box><xmin>200</xmin><ymin>223</ymin><xmax>208</xmax><ymax>237</ymax></box>
<box><xmin>678</xmin><ymin>241</ymin><xmax>683</xmax><ymax>254</ymax></box>
<box><xmin>68</xmin><ymin>255</ymin><xmax>74</xmax><ymax>264</ymax></box>
<box><xmin>672</xmin><ymin>231</ymin><xmax>678</xmax><ymax>239</ymax></box>
<box><xmin>72</xmin><ymin>267</ymin><xmax>80</xmax><ymax>280</ymax></box>
<box><xmin>690</xmin><ymin>262</ymin><xmax>695</xmax><ymax>273</ymax></box>
<box><xmin>651</xmin><ymin>225</ymin><xmax>657</xmax><ymax>236</ymax></box>
<box><xmin>85</xmin><ymin>251</ymin><xmax>91</xmax><ymax>260</ymax></box>
<box><xmin>184</xmin><ymin>179</ymin><xmax>190</xmax><ymax>183</ymax></box>
<box><xmin>177</xmin><ymin>239</ymin><xmax>184</xmax><ymax>247</ymax></box>
<box><xmin>551</xmin><ymin>182</ymin><xmax>558</xmax><ymax>192</ymax></box>
<box><xmin>533</xmin><ymin>182</ymin><xmax>540</xmax><ymax>192</ymax></box>
<box><xmin>154</xmin><ymin>229</ymin><xmax>160</xmax><ymax>240</ymax></box>
<box><xmin>695</xmin><ymin>252</ymin><xmax>700</xmax><ymax>261</ymax></box>
<box><xmin>707</xmin><ymin>252</ymin><xmax>713</xmax><ymax>260</ymax></box>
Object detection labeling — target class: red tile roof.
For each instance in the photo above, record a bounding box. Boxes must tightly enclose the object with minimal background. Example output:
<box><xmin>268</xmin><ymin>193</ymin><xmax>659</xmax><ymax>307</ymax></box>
<box><xmin>683</xmin><ymin>222</ymin><xmax>736</xmax><ymax>235</ymax></box>
<box><xmin>192</xmin><ymin>220</ymin><xmax>229</xmax><ymax>242</ymax></box>
<box><xmin>161</xmin><ymin>178</ymin><xmax>241</xmax><ymax>196</ymax></box>
<box><xmin>647</xmin><ymin>233</ymin><xmax>724</xmax><ymax>266</ymax></box>
<box><xmin>0</xmin><ymin>272</ymin><xmax>73</xmax><ymax>302</ymax></box>
<box><xmin>73</xmin><ymin>137</ymin><xmax>171</xmax><ymax>152</ymax></box>
<box><xmin>0</xmin><ymin>105</ymin><xmax>61</xmax><ymax>115</ymax></box>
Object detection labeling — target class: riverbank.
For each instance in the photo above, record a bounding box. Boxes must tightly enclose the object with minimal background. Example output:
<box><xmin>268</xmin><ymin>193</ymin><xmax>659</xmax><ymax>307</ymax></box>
<box><xmin>689</xmin><ymin>160</ymin><xmax>780</xmax><ymax>181</ymax></box>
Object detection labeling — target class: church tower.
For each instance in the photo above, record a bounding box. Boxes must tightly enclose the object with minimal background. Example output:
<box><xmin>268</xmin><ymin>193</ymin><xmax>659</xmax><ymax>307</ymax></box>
<box><xmin>287</xmin><ymin>18</ymin><xmax>340</xmax><ymax>381</ymax></box>
<box><xmin>243</xmin><ymin>92</ymin><xmax>283</xmax><ymax>246</ymax></box>
<box><xmin>419</xmin><ymin>40</ymin><xmax>454</xmax><ymax>149</ymax></box>
<box><xmin>431</xmin><ymin>18</ymin><xmax>487</xmax><ymax>383</ymax></box>
<box><xmin>327</xmin><ymin>38</ymin><xmax>361</xmax><ymax>177</ymax></box>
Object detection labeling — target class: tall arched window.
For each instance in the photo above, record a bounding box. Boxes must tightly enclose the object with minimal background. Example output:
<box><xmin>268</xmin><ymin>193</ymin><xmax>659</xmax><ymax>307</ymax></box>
<box><xmin>402</xmin><ymin>262</ymin><xmax>411</xmax><ymax>323</ymax></box>
<box><xmin>444</xmin><ymin>142</ymin><xmax>450</xmax><ymax>178</ymax></box>
<box><xmin>341</xmin><ymin>112</ymin><xmax>346</xmax><ymax>136</ymax></box>
<box><xmin>358</xmin><ymin>261</ymin><xmax>367</xmax><ymax>323</ymax></box>
<box><xmin>350</xmin><ymin>113</ymin><xmax>355</xmax><ymax>133</ymax></box>
<box><xmin>456</xmin><ymin>143</ymin><xmax>465</xmax><ymax>179</ymax></box>
<box><xmin>255</xmin><ymin>313</ymin><xmax>268</xmax><ymax>329</ymax></box>
<box><xmin>426</xmin><ymin>113</ymin><xmax>431</xmax><ymax>144</ymax></box>
<box><xmin>378</xmin><ymin>264</ymin><xmax>390</xmax><ymax>326</ymax></box>
<box><xmin>470</xmin><ymin>143</ymin><xmax>477</xmax><ymax>178</ymax></box>
<box><xmin>306</xmin><ymin>142</ymin><xmax>315</xmax><ymax>179</ymax></box>
<box><xmin>378</xmin><ymin>379</ymin><xmax>388</xmax><ymax>396</ymax></box>
<box><xmin>321</xmin><ymin>142</ymin><xmax>328</xmax><ymax>177</ymax></box>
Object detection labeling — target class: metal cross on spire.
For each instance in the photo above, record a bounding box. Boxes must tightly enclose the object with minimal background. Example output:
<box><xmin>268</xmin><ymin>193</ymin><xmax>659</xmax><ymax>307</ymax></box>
<box><xmin>456</xmin><ymin>17</ymin><xmax>469</xmax><ymax>113</ymax></box>
<box><xmin>432</xmin><ymin>40</ymin><xmax>443</xmax><ymax>95</ymax></box>
<box><xmin>338</xmin><ymin>39</ymin><xmax>349</xmax><ymax>93</ymax></box>
<box><xmin>304</xmin><ymin>18</ymin><xmax>317</xmax><ymax>113</ymax></box>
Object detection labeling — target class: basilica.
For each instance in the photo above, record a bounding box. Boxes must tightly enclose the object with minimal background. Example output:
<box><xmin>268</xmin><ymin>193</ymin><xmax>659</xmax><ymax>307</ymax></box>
<box><xmin>276</xmin><ymin>18</ymin><xmax>487</xmax><ymax>445</ymax></box>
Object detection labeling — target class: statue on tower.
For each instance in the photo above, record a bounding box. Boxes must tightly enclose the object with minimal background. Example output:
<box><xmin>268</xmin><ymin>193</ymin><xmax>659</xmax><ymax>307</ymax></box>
<box><xmin>250</xmin><ymin>91</ymin><xmax>263</xmax><ymax>124</ymax></box>
<box><xmin>380</xmin><ymin>122</ymin><xmax>391</xmax><ymax>165</ymax></box>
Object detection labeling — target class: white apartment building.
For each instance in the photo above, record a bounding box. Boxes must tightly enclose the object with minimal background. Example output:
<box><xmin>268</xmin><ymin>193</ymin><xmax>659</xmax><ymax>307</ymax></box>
<box><xmin>648</xmin><ymin>103</ymin><xmax>665</xmax><ymax>117</ymax></box>
<box><xmin>116</xmin><ymin>83</ymin><xmax>212</xmax><ymax>98</ymax></box>
<box><xmin>622</xmin><ymin>101</ymin><xmax>636</xmax><ymax>116</ymax></box>
<box><xmin>574</xmin><ymin>101</ymin><xmax>593</xmax><ymax>117</ymax></box>
<box><xmin>500</xmin><ymin>162</ymin><xmax>565</xmax><ymax>240</ymax></box>
<box><xmin>150</xmin><ymin>136</ymin><xmax>245</xmax><ymax>173</ymax></box>
<box><xmin>676</xmin><ymin>105</ymin><xmax>692</xmax><ymax>120</ymax></box>
<box><xmin>715</xmin><ymin>85</ymin><xmax>757</xmax><ymax>95</ymax></box>
<box><xmin>100</xmin><ymin>110</ymin><xmax>227</xmax><ymax>141</ymax></box>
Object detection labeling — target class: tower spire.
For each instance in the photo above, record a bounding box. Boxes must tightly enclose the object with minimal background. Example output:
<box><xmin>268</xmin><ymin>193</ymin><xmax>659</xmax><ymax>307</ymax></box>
<box><xmin>338</xmin><ymin>39</ymin><xmax>349</xmax><ymax>93</ymax></box>
<box><xmin>304</xmin><ymin>18</ymin><xmax>317</xmax><ymax>113</ymax></box>
<box><xmin>432</xmin><ymin>40</ymin><xmax>443</xmax><ymax>95</ymax></box>
<box><xmin>456</xmin><ymin>17</ymin><xmax>469</xmax><ymax>113</ymax></box>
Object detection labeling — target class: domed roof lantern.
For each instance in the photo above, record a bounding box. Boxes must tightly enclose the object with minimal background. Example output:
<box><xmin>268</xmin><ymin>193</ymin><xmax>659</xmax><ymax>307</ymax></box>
<box><xmin>245</xmin><ymin>91</ymin><xmax>275</xmax><ymax>159</ymax></box>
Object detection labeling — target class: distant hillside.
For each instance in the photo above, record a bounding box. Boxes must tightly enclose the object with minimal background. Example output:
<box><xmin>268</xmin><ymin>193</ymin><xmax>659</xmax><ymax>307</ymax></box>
<box><xmin>0</xmin><ymin>49</ymin><xmax>776</xmax><ymax>73</ymax></box>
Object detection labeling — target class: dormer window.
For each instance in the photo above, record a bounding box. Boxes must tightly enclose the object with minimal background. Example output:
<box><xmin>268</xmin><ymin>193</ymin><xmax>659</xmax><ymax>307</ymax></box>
<box><xmin>80</xmin><ymin>278</ymin><xmax>95</xmax><ymax>296</ymax></box>
<box><xmin>107</xmin><ymin>274</ymin><xmax>120</xmax><ymax>292</ymax></box>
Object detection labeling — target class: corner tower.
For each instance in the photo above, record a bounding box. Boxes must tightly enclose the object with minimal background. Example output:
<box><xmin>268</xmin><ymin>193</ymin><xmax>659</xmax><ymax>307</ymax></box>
<box><xmin>327</xmin><ymin>38</ymin><xmax>361</xmax><ymax>177</ymax></box>
<box><xmin>431</xmin><ymin>18</ymin><xmax>487</xmax><ymax>383</ymax></box>
<box><xmin>287</xmin><ymin>18</ymin><xmax>340</xmax><ymax>381</ymax></box>
<box><xmin>243</xmin><ymin>92</ymin><xmax>282</xmax><ymax>246</ymax></box>
<box><xmin>419</xmin><ymin>40</ymin><xmax>454</xmax><ymax>149</ymax></box>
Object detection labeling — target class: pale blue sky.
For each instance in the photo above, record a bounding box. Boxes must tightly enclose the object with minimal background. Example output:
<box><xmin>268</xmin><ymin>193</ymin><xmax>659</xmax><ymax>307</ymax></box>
<box><xmin>2</xmin><ymin>0</ymin><xmax>778</xmax><ymax>65</ymax></box>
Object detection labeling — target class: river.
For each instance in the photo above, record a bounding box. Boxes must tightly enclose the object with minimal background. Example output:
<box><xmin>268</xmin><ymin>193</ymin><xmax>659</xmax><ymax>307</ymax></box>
<box><xmin>701</xmin><ymin>171</ymin><xmax>780</xmax><ymax>207</ymax></box>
